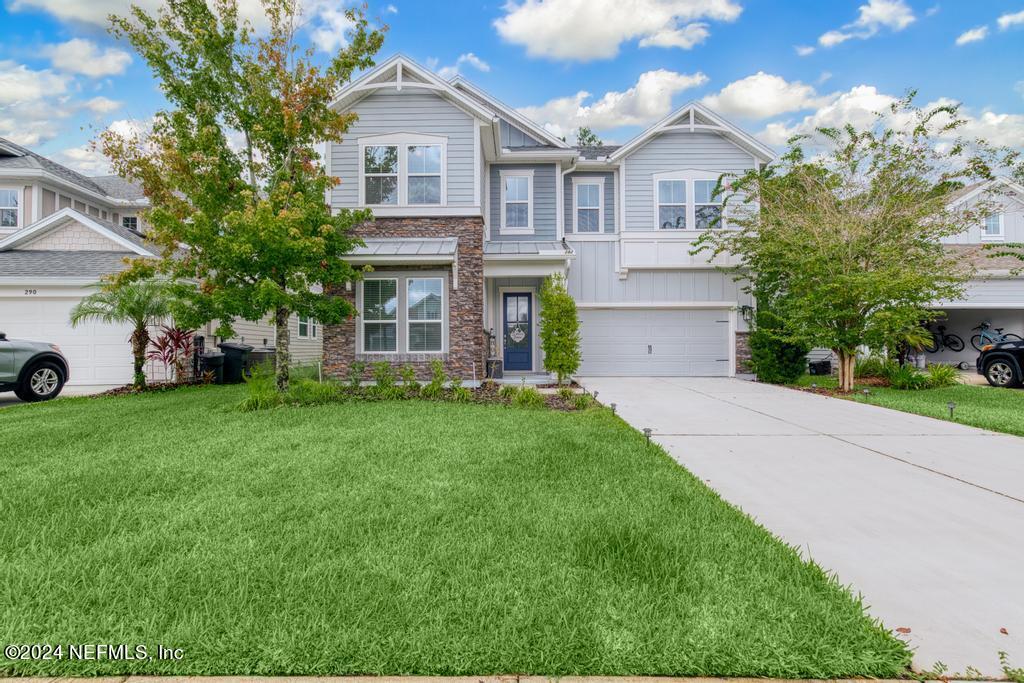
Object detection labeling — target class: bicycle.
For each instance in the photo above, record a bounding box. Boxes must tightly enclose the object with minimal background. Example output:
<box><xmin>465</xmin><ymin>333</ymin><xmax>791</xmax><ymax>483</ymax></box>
<box><xmin>970</xmin><ymin>321</ymin><xmax>1024</xmax><ymax>351</ymax></box>
<box><xmin>922</xmin><ymin>325</ymin><xmax>965</xmax><ymax>353</ymax></box>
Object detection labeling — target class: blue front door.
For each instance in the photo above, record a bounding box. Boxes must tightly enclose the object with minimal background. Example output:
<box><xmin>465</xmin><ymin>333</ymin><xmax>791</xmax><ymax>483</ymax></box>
<box><xmin>503</xmin><ymin>293</ymin><xmax>532</xmax><ymax>371</ymax></box>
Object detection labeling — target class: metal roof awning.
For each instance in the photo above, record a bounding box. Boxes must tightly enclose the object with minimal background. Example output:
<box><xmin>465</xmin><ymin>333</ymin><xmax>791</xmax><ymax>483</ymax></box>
<box><xmin>346</xmin><ymin>237</ymin><xmax>458</xmax><ymax>264</ymax></box>
<box><xmin>483</xmin><ymin>240</ymin><xmax>573</xmax><ymax>261</ymax></box>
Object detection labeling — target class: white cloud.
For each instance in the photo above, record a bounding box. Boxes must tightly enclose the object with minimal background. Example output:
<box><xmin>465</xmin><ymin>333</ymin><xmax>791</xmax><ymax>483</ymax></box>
<box><xmin>955</xmin><ymin>25</ymin><xmax>988</xmax><ymax>45</ymax></box>
<box><xmin>493</xmin><ymin>0</ymin><xmax>742</xmax><ymax>61</ymax></box>
<box><xmin>0</xmin><ymin>60</ymin><xmax>70</xmax><ymax>105</ymax></box>
<box><xmin>794</xmin><ymin>45</ymin><xmax>815</xmax><ymax>56</ymax></box>
<box><xmin>817</xmin><ymin>0</ymin><xmax>915</xmax><ymax>48</ymax></box>
<box><xmin>384</xmin><ymin>4</ymin><xmax>398</xmax><ymax>13</ymax></box>
<box><xmin>45</xmin><ymin>38</ymin><xmax>132</xmax><ymax>77</ymax></box>
<box><xmin>7</xmin><ymin>0</ymin><xmax>273</xmax><ymax>29</ymax></box>
<box><xmin>702</xmin><ymin>72</ymin><xmax>831</xmax><ymax>119</ymax></box>
<box><xmin>818</xmin><ymin>71</ymin><xmax>833</xmax><ymax>84</ymax></box>
<box><xmin>997</xmin><ymin>10</ymin><xmax>1024</xmax><ymax>30</ymax></box>
<box><xmin>84</xmin><ymin>96</ymin><xmax>122</xmax><ymax>114</ymax></box>
<box><xmin>54</xmin><ymin>145</ymin><xmax>111</xmax><ymax>174</ymax></box>
<box><xmin>305</xmin><ymin>0</ymin><xmax>358</xmax><ymax>53</ymax></box>
<box><xmin>517</xmin><ymin>69</ymin><xmax>708</xmax><ymax>138</ymax></box>
<box><xmin>434</xmin><ymin>53</ymin><xmax>491</xmax><ymax>80</ymax></box>
<box><xmin>925</xmin><ymin>5</ymin><xmax>940</xmax><ymax>17</ymax></box>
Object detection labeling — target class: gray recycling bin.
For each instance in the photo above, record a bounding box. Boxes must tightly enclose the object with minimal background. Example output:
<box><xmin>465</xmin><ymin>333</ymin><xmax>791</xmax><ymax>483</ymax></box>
<box><xmin>246</xmin><ymin>347</ymin><xmax>277</xmax><ymax>376</ymax></box>
<box><xmin>200</xmin><ymin>351</ymin><xmax>225</xmax><ymax>384</ymax></box>
<box><xmin>217</xmin><ymin>342</ymin><xmax>254</xmax><ymax>383</ymax></box>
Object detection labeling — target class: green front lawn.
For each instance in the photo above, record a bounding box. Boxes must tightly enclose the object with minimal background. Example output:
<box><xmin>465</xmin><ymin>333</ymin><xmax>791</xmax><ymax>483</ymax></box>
<box><xmin>794</xmin><ymin>375</ymin><xmax>1024</xmax><ymax>436</ymax></box>
<box><xmin>1</xmin><ymin>386</ymin><xmax>909</xmax><ymax>678</ymax></box>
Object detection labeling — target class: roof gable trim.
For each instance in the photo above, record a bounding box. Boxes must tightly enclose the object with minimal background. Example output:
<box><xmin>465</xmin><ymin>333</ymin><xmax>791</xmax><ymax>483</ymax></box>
<box><xmin>0</xmin><ymin>207</ymin><xmax>154</xmax><ymax>256</ymax></box>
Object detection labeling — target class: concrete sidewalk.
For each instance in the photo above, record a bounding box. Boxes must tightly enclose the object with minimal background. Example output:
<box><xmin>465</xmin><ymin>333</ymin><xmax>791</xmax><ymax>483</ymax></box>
<box><xmin>580</xmin><ymin>376</ymin><xmax>1024</xmax><ymax>678</ymax></box>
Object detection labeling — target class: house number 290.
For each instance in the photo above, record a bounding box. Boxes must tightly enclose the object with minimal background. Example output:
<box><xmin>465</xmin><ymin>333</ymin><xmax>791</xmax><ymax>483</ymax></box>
<box><xmin>24</xmin><ymin>289</ymin><xmax>37</xmax><ymax>295</ymax></box>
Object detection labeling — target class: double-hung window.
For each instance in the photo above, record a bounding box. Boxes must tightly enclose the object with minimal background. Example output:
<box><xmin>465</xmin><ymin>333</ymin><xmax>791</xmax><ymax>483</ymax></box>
<box><xmin>363</xmin><ymin>145</ymin><xmax>400</xmax><ymax>205</ymax></box>
<box><xmin>501</xmin><ymin>171</ymin><xmax>532</xmax><ymax>233</ymax></box>
<box><xmin>362</xmin><ymin>278</ymin><xmax>398</xmax><ymax>352</ymax></box>
<box><xmin>657</xmin><ymin>180</ymin><xmax>686</xmax><ymax>230</ymax></box>
<box><xmin>407</xmin><ymin>278</ymin><xmax>443</xmax><ymax>352</ymax></box>
<box><xmin>574</xmin><ymin>181</ymin><xmax>602</xmax><ymax>233</ymax></box>
<box><xmin>983</xmin><ymin>213</ymin><xmax>1004</xmax><ymax>240</ymax></box>
<box><xmin>407</xmin><ymin>145</ymin><xmax>442</xmax><ymax>204</ymax></box>
<box><xmin>0</xmin><ymin>188</ymin><xmax>19</xmax><ymax>228</ymax></box>
<box><xmin>694</xmin><ymin>180</ymin><xmax>723</xmax><ymax>230</ymax></box>
<box><xmin>122</xmin><ymin>216</ymin><xmax>139</xmax><ymax>232</ymax></box>
<box><xmin>298</xmin><ymin>316</ymin><xmax>318</xmax><ymax>339</ymax></box>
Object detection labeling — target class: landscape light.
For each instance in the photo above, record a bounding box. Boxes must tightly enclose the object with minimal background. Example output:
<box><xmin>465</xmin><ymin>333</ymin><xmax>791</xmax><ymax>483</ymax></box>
<box><xmin>948</xmin><ymin>401</ymin><xmax>956</xmax><ymax>419</ymax></box>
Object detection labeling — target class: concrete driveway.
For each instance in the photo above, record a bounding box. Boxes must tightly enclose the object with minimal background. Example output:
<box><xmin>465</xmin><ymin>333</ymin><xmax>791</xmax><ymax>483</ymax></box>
<box><xmin>580</xmin><ymin>376</ymin><xmax>1024</xmax><ymax>677</ymax></box>
<box><xmin>0</xmin><ymin>384</ymin><xmax>111</xmax><ymax>408</ymax></box>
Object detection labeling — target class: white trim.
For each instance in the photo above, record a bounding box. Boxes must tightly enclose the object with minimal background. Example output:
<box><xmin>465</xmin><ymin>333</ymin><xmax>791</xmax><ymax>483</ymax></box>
<box><xmin>571</xmin><ymin>178</ymin><xmax>604</xmax><ymax>234</ymax></box>
<box><xmin>484</xmin><ymin>261</ymin><xmax>569</xmax><ymax>278</ymax></box>
<box><xmin>981</xmin><ymin>212</ymin><xmax>1005</xmax><ymax>241</ymax></box>
<box><xmin>0</xmin><ymin>185</ymin><xmax>23</xmax><ymax>230</ymax></box>
<box><xmin>32</xmin><ymin>182</ymin><xmax>41</xmax><ymax>225</ymax></box>
<box><xmin>933</xmin><ymin>302</ymin><xmax>1024</xmax><ymax>309</ymax></box>
<box><xmin>497</xmin><ymin>286</ymin><xmax>539</xmax><ymax>372</ymax></box>
<box><xmin>565</xmin><ymin>233</ymin><xmax>617</xmax><ymax>242</ymax></box>
<box><xmin>499</xmin><ymin>168</ymin><xmax>534</xmax><ymax>235</ymax></box>
<box><xmin>358</xmin><ymin>135</ymin><xmax>448</xmax><ymax>208</ymax></box>
<box><xmin>297</xmin><ymin>315</ymin><xmax>318</xmax><ymax>340</ymax></box>
<box><xmin>0</xmin><ymin>207</ymin><xmax>153</xmax><ymax>256</ymax></box>
<box><xmin>0</xmin><ymin>168</ymin><xmax>147</xmax><ymax>208</ymax></box>
<box><xmin>555</xmin><ymin>161</ymin><xmax>563</xmax><ymax>240</ymax></box>
<box><xmin>406</xmin><ymin>276</ymin><xmax>444</xmax><ymax>353</ymax></box>
<box><xmin>368</xmin><ymin>206</ymin><xmax>480</xmax><ymax>218</ymax></box>
<box><xmin>576</xmin><ymin>301</ymin><xmax>738</xmax><ymax>309</ymax></box>
<box><xmin>947</xmin><ymin>177</ymin><xmax>1024</xmax><ymax>208</ymax></box>
<box><xmin>473</xmin><ymin>118</ymin><xmax>482</xmax><ymax>207</ymax></box>
<box><xmin>650</xmin><ymin>170</ymin><xmax>725</xmax><ymax>232</ymax></box>
<box><xmin>449</xmin><ymin>76</ymin><xmax>571</xmax><ymax>149</ymax></box>
<box><xmin>360</xmin><ymin>276</ymin><xmax>400</xmax><ymax>354</ymax></box>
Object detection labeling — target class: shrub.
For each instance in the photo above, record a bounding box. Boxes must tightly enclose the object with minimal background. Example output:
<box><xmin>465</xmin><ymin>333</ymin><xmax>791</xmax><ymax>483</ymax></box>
<box><xmin>399</xmin><ymin>364</ymin><xmax>420</xmax><ymax>396</ymax></box>
<box><xmin>855</xmin><ymin>355</ymin><xmax>894</xmax><ymax>379</ymax></box>
<box><xmin>512</xmin><ymin>386</ymin><xmax>545</xmax><ymax>409</ymax></box>
<box><xmin>556</xmin><ymin>386</ymin><xmax>575</xmax><ymax>401</ymax></box>
<box><xmin>290</xmin><ymin>363</ymin><xmax>322</xmax><ymax>382</ymax></box>
<box><xmin>926</xmin><ymin>363</ymin><xmax>960</xmax><ymax>388</ymax></box>
<box><xmin>572</xmin><ymin>393</ymin><xmax>594</xmax><ymax>410</ymax></box>
<box><xmin>286</xmin><ymin>378</ymin><xmax>341</xmax><ymax>405</ymax></box>
<box><xmin>749</xmin><ymin>309</ymin><xmax>811</xmax><ymax>384</ymax></box>
<box><xmin>538</xmin><ymin>273</ymin><xmax>581</xmax><ymax>385</ymax></box>
<box><xmin>347</xmin><ymin>361</ymin><xmax>367</xmax><ymax>390</ymax></box>
<box><xmin>450</xmin><ymin>385</ymin><xmax>472</xmax><ymax>403</ymax></box>
<box><xmin>239</xmin><ymin>363</ymin><xmax>283</xmax><ymax>411</ymax></box>
<box><xmin>421</xmin><ymin>359</ymin><xmax>447</xmax><ymax>399</ymax></box>
<box><xmin>498</xmin><ymin>384</ymin><xmax>519</xmax><ymax>400</ymax></box>
<box><xmin>884</xmin><ymin>363</ymin><xmax>930</xmax><ymax>390</ymax></box>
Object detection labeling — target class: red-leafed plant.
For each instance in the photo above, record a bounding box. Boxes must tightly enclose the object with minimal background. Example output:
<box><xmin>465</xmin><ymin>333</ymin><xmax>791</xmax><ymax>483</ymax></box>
<box><xmin>146</xmin><ymin>325</ymin><xmax>195</xmax><ymax>382</ymax></box>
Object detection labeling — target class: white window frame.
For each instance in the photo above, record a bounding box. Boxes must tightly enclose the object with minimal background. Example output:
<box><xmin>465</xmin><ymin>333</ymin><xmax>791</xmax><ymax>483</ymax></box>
<box><xmin>572</xmin><ymin>179</ymin><xmax>604</xmax><ymax>234</ymax></box>
<box><xmin>122</xmin><ymin>216</ymin><xmax>139</xmax><ymax>232</ymax></box>
<box><xmin>655</xmin><ymin>178</ymin><xmax>687</xmax><ymax>230</ymax></box>
<box><xmin>406</xmin><ymin>277</ymin><xmax>444</xmax><ymax>353</ymax></box>
<box><xmin>982</xmin><ymin>212</ymin><xmax>1004</xmax><ymax>241</ymax></box>
<box><xmin>361</xmin><ymin>277</ymin><xmax>399</xmax><ymax>354</ymax></box>
<box><xmin>0</xmin><ymin>186</ymin><xmax>21</xmax><ymax>230</ymax></box>
<box><xmin>297</xmin><ymin>315</ymin><xmax>318</xmax><ymax>340</ymax></box>
<box><xmin>358</xmin><ymin>133</ymin><xmax>448</xmax><ymax>208</ymax></box>
<box><xmin>693</xmin><ymin>179</ymin><xmax>725</xmax><ymax>230</ymax></box>
<box><xmin>500</xmin><ymin>168</ymin><xmax>534</xmax><ymax>235</ymax></box>
<box><xmin>651</xmin><ymin>171</ymin><xmax>727</xmax><ymax>232</ymax></box>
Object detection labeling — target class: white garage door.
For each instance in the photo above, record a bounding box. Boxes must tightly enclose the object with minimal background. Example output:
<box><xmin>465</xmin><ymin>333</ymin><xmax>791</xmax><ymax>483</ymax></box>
<box><xmin>579</xmin><ymin>308</ymin><xmax>731</xmax><ymax>376</ymax></box>
<box><xmin>0</xmin><ymin>297</ymin><xmax>134</xmax><ymax>385</ymax></box>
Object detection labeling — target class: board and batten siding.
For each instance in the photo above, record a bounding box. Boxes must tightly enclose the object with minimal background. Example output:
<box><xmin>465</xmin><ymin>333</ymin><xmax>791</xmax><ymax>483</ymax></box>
<box><xmin>564</xmin><ymin>172</ymin><xmax>615</xmax><ymax>234</ymax></box>
<box><xmin>942</xmin><ymin>194</ymin><xmax>1024</xmax><ymax>244</ymax></box>
<box><xmin>500</xmin><ymin>119</ymin><xmax>546</xmax><ymax>148</ymax></box>
<box><xmin>488</xmin><ymin>163</ymin><xmax>557</xmax><ymax>241</ymax></box>
<box><xmin>622</xmin><ymin>131</ymin><xmax>756</xmax><ymax>231</ymax></box>
<box><xmin>329</xmin><ymin>90</ymin><xmax>476</xmax><ymax>208</ymax></box>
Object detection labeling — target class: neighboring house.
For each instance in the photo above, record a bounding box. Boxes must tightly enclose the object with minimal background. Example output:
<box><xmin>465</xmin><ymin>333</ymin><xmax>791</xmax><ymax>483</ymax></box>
<box><xmin>0</xmin><ymin>137</ymin><xmax>321</xmax><ymax>386</ymax></box>
<box><xmin>322</xmin><ymin>55</ymin><xmax>772</xmax><ymax>380</ymax></box>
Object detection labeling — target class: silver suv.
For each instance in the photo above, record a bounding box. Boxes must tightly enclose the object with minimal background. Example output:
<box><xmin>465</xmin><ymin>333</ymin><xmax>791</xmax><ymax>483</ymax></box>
<box><xmin>0</xmin><ymin>332</ymin><xmax>69</xmax><ymax>402</ymax></box>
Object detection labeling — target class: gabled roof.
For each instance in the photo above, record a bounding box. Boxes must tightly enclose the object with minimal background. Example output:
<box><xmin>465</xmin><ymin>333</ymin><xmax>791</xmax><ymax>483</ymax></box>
<box><xmin>608</xmin><ymin>101</ymin><xmax>777</xmax><ymax>165</ymax></box>
<box><xmin>91</xmin><ymin>175</ymin><xmax>147</xmax><ymax>200</ymax></box>
<box><xmin>0</xmin><ymin>207</ymin><xmax>154</xmax><ymax>256</ymax></box>
<box><xmin>946</xmin><ymin>177</ymin><xmax>1024</xmax><ymax>208</ymax></box>
<box><xmin>330</xmin><ymin>54</ymin><xmax>497</xmax><ymax>123</ymax></box>
<box><xmin>449</xmin><ymin>76</ymin><xmax>570</xmax><ymax>149</ymax></box>
<box><xmin>0</xmin><ymin>250</ymin><xmax>137</xmax><ymax>280</ymax></box>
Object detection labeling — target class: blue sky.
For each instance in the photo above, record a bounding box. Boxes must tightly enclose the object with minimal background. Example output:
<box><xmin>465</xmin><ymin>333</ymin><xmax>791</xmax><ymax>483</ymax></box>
<box><xmin>1</xmin><ymin>0</ymin><xmax>1022</xmax><ymax>174</ymax></box>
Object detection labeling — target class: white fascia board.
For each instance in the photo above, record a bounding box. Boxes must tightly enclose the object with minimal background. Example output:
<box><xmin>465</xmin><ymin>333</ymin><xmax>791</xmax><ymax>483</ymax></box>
<box><xmin>947</xmin><ymin>177</ymin><xmax>1024</xmax><ymax>208</ymax></box>
<box><xmin>575</xmin><ymin>301</ymin><xmax>738</xmax><ymax>309</ymax></box>
<box><xmin>498</xmin><ymin>149</ymin><xmax>578</xmax><ymax>163</ymax></box>
<box><xmin>0</xmin><ymin>168</ymin><xmax>147</xmax><ymax>209</ymax></box>
<box><xmin>450</xmin><ymin>77</ymin><xmax>571</xmax><ymax>149</ymax></box>
<box><xmin>0</xmin><ymin>277</ymin><xmax>99</xmax><ymax>286</ymax></box>
<box><xmin>483</xmin><ymin>261</ymin><xmax>569</xmax><ymax>278</ymax></box>
<box><xmin>483</xmin><ymin>252</ymin><xmax>574</xmax><ymax>262</ymax></box>
<box><xmin>0</xmin><ymin>207</ymin><xmax>153</xmax><ymax>256</ymax></box>
<box><xmin>368</xmin><ymin>206</ymin><xmax>481</xmax><ymax>218</ymax></box>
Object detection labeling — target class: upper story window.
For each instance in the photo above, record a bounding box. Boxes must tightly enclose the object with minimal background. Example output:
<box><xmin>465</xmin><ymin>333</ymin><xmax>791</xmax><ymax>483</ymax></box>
<box><xmin>983</xmin><ymin>213</ymin><xmax>1004</xmax><ymax>241</ymax></box>
<box><xmin>297</xmin><ymin>315</ymin><xmax>318</xmax><ymax>340</ymax></box>
<box><xmin>359</xmin><ymin>134</ymin><xmax>446</xmax><ymax>208</ymax></box>
<box><xmin>122</xmin><ymin>216</ymin><xmax>139</xmax><ymax>232</ymax></box>
<box><xmin>654</xmin><ymin>173</ymin><xmax>727</xmax><ymax>231</ymax></box>
<box><xmin>573</xmin><ymin>181</ymin><xmax>603</xmax><ymax>233</ymax></box>
<box><xmin>501</xmin><ymin>169</ymin><xmax>533</xmax><ymax>234</ymax></box>
<box><xmin>0</xmin><ymin>188</ymin><xmax>20</xmax><ymax>228</ymax></box>
<box><xmin>657</xmin><ymin>180</ymin><xmax>686</xmax><ymax>230</ymax></box>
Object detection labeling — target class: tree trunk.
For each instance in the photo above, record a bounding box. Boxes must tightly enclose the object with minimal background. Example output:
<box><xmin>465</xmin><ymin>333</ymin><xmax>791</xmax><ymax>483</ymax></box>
<box><xmin>836</xmin><ymin>349</ymin><xmax>856</xmax><ymax>393</ymax></box>
<box><xmin>275</xmin><ymin>305</ymin><xmax>291</xmax><ymax>393</ymax></box>
<box><xmin>131</xmin><ymin>327</ymin><xmax>149</xmax><ymax>390</ymax></box>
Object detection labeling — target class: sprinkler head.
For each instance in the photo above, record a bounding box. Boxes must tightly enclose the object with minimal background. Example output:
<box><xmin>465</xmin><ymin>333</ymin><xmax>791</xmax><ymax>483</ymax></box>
<box><xmin>610</xmin><ymin>402</ymin><xmax>617</xmax><ymax>415</ymax></box>
<box><xmin>862</xmin><ymin>388</ymin><xmax>870</xmax><ymax>396</ymax></box>
<box><xmin>947</xmin><ymin>401</ymin><xmax>956</xmax><ymax>419</ymax></box>
<box><xmin>811</xmin><ymin>382</ymin><xmax>818</xmax><ymax>389</ymax></box>
<box><xmin>643</xmin><ymin>427</ymin><xmax>652</xmax><ymax>444</ymax></box>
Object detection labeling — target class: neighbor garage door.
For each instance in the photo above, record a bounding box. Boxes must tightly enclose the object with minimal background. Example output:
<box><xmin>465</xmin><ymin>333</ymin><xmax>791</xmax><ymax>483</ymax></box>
<box><xmin>578</xmin><ymin>308</ymin><xmax>731</xmax><ymax>376</ymax></box>
<box><xmin>0</xmin><ymin>297</ymin><xmax>134</xmax><ymax>385</ymax></box>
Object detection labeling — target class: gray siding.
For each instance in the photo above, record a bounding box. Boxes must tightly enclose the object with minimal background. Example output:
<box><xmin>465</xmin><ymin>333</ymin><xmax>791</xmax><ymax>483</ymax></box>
<box><xmin>565</xmin><ymin>240</ymin><xmax>753</xmax><ymax>329</ymax></box>
<box><xmin>943</xmin><ymin>193</ymin><xmax>1024</xmax><ymax>244</ymax></box>
<box><xmin>329</xmin><ymin>90</ymin><xmax>476</xmax><ymax>208</ymax></box>
<box><xmin>622</xmin><ymin>131</ymin><xmax>755</xmax><ymax>231</ymax></box>
<box><xmin>500</xmin><ymin>119</ymin><xmax>545</xmax><ymax>148</ymax></box>
<box><xmin>220</xmin><ymin>314</ymin><xmax>323</xmax><ymax>364</ymax></box>
<box><xmin>489</xmin><ymin>163</ymin><xmax>557</xmax><ymax>241</ymax></box>
<box><xmin>564</xmin><ymin>172</ymin><xmax>615</xmax><ymax>234</ymax></box>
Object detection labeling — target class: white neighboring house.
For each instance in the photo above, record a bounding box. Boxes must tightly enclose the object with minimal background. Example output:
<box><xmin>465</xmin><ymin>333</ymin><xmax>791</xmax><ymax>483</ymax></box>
<box><xmin>0</xmin><ymin>137</ymin><xmax>322</xmax><ymax>387</ymax></box>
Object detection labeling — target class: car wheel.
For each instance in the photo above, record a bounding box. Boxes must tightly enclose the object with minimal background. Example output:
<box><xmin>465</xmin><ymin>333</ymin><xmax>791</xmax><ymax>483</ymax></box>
<box><xmin>984</xmin><ymin>360</ymin><xmax>1021</xmax><ymax>388</ymax></box>
<box><xmin>15</xmin><ymin>361</ymin><xmax>65</xmax><ymax>402</ymax></box>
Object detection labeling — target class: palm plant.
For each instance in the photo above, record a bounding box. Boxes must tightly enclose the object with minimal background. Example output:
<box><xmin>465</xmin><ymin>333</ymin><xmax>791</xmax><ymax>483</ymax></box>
<box><xmin>70</xmin><ymin>279</ymin><xmax>176</xmax><ymax>389</ymax></box>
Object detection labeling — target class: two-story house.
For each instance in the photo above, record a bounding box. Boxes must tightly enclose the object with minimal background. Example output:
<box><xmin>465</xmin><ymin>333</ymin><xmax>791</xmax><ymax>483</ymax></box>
<box><xmin>323</xmin><ymin>55</ymin><xmax>775</xmax><ymax>381</ymax></box>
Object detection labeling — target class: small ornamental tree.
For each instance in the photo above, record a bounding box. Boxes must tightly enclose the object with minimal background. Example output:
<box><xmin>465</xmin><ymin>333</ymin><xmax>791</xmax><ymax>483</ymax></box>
<box><xmin>101</xmin><ymin>0</ymin><xmax>385</xmax><ymax>391</ymax></box>
<box><xmin>538</xmin><ymin>273</ymin><xmax>581</xmax><ymax>385</ymax></box>
<box><xmin>695</xmin><ymin>94</ymin><xmax>1012</xmax><ymax>392</ymax></box>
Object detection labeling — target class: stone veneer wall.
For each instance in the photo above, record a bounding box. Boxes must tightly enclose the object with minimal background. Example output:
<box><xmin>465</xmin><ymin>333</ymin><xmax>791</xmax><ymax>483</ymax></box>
<box><xmin>735</xmin><ymin>331</ymin><xmax>752</xmax><ymax>374</ymax></box>
<box><xmin>323</xmin><ymin>216</ymin><xmax>485</xmax><ymax>381</ymax></box>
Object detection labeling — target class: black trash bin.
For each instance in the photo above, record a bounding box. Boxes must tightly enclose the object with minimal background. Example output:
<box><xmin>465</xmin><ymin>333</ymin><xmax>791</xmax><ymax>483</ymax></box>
<box><xmin>217</xmin><ymin>342</ymin><xmax>254</xmax><ymax>383</ymax></box>
<box><xmin>200</xmin><ymin>351</ymin><xmax>225</xmax><ymax>384</ymax></box>
<box><xmin>246</xmin><ymin>347</ymin><xmax>277</xmax><ymax>376</ymax></box>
